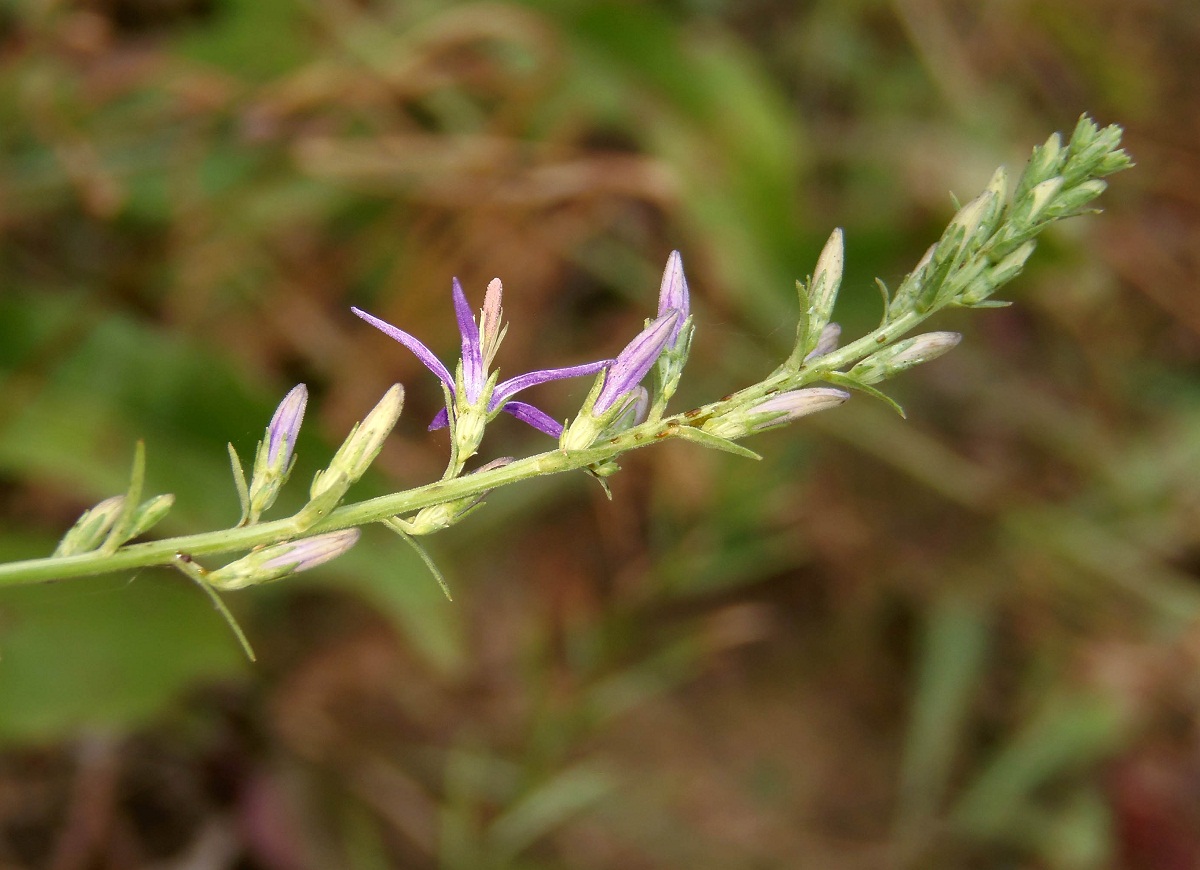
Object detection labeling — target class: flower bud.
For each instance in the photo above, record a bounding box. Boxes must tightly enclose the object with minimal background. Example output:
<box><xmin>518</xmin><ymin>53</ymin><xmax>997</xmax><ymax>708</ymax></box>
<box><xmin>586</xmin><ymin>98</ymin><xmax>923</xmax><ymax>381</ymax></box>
<box><xmin>984</xmin><ymin>240</ymin><xmax>1037</xmax><ymax>289</ymax></box>
<box><xmin>246</xmin><ymin>384</ymin><xmax>307</xmax><ymax>523</ymax></box>
<box><xmin>206</xmin><ymin>529</ymin><xmax>361</xmax><ymax>591</ymax></box>
<box><xmin>126</xmin><ymin>494</ymin><xmax>175</xmax><ymax>540</ymax></box>
<box><xmin>804</xmin><ymin>323</ymin><xmax>842</xmax><ymax>361</ymax></box>
<box><xmin>1019</xmin><ymin>177</ymin><xmax>1064</xmax><ymax>225</ymax></box>
<box><xmin>807</xmin><ymin>228</ymin><xmax>844</xmax><ymax>334</ymax></box>
<box><xmin>1017</xmin><ymin>132</ymin><xmax>1064</xmax><ymax>199</ymax></box>
<box><xmin>849</xmin><ymin>332</ymin><xmax>962</xmax><ymax>385</ymax></box>
<box><xmin>703</xmin><ymin>388</ymin><xmax>850</xmax><ymax>439</ymax></box>
<box><xmin>1043</xmin><ymin>179</ymin><xmax>1108</xmax><ymax>220</ymax></box>
<box><xmin>657</xmin><ymin>251</ymin><xmax>691</xmax><ymax>352</ymax></box>
<box><xmin>53</xmin><ymin>495</ymin><xmax>126</xmax><ymax>557</ymax></box>
<box><xmin>310</xmin><ymin>384</ymin><xmax>404</xmax><ymax>504</ymax></box>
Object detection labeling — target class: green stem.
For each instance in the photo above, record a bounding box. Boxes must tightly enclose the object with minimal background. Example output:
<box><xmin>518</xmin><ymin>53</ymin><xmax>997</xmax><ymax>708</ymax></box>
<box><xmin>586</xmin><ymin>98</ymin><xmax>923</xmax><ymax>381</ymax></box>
<box><xmin>0</xmin><ymin>308</ymin><xmax>931</xmax><ymax>589</ymax></box>
<box><xmin>0</xmin><ymin>424</ymin><xmax>665</xmax><ymax>587</ymax></box>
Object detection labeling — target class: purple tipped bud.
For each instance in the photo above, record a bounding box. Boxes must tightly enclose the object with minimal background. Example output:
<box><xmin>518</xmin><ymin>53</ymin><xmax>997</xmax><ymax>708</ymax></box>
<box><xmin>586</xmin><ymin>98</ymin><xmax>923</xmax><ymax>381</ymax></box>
<box><xmin>748</xmin><ymin>388</ymin><xmax>850</xmax><ymax>424</ymax></box>
<box><xmin>246</xmin><ymin>384</ymin><xmax>308</xmax><ymax>524</ymax></box>
<box><xmin>613</xmin><ymin>386</ymin><xmax>650</xmax><ymax>431</ymax></box>
<box><xmin>595</xmin><ymin>310</ymin><xmax>681</xmax><ymax>414</ymax></box>
<box><xmin>804</xmin><ymin>323</ymin><xmax>842</xmax><ymax>361</ymax></box>
<box><xmin>267</xmin><ymin>385</ymin><xmax>307</xmax><ymax>466</ymax></box>
<box><xmin>260</xmin><ymin>529</ymin><xmax>361</xmax><ymax>572</ymax></box>
<box><xmin>657</xmin><ymin>251</ymin><xmax>690</xmax><ymax>348</ymax></box>
<box><xmin>703</xmin><ymin>388</ymin><xmax>850</xmax><ymax>439</ymax></box>
<box><xmin>207</xmin><ymin>529</ymin><xmax>361</xmax><ymax>590</ymax></box>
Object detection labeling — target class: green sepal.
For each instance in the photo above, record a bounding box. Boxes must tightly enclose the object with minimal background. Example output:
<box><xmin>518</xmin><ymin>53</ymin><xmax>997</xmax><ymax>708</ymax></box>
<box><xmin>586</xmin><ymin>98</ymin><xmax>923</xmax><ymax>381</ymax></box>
<box><xmin>228</xmin><ymin>443</ymin><xmax>250</xmax><ymax>525</ymax></box>
<box><xmin>174</xmin><ymin>554</ymin><xmax>256</xmax><ymax>662</ymax></box>
<box><xmin>100</xmin><ymin>441</ymin><xmax>146</xmax><ymax>555</ymax></box>
<box><xmin>956</xmin><ymin>299</ymin><xmax>1012</xmax><ymax>310</ymax></box>
<box><xmin>670</xmin><ymin>424</ymin><xmax>763</xmax><ymax>461</ymax></box>
<box><xmin>825</xmin><ymin>371</ymin><xmax>907</xmax><ymax>418</ymax></box>
<box><xmin>384</xmin><ymin>520</ymin><xmax>453</xmax><ymax>601</ymax></box>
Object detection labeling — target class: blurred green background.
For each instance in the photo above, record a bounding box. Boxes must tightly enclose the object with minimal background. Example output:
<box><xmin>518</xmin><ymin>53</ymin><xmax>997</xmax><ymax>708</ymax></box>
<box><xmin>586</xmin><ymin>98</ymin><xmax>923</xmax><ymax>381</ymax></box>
<box><xmin>1</xmin><ymin>0</ymin><xmax>1198</xmax><ymax>867</ymax></box>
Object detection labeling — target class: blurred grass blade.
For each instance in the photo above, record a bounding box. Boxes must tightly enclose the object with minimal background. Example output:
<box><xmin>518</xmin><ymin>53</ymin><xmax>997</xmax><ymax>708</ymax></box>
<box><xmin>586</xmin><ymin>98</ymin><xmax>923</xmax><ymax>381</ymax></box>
<box><xmin>895</xmin><ymin>590</ymin><xmax>991</xmax><ymax>840</ymax></box>
<box><xmin>950</xmin><ymin>692</ymin><xmax>1124</xmax><ymax>839</ymax></box>
<box><xmin>486</xmin><ymin>762</ymin><xmax>615</xmax><ymax>862</ymax></box>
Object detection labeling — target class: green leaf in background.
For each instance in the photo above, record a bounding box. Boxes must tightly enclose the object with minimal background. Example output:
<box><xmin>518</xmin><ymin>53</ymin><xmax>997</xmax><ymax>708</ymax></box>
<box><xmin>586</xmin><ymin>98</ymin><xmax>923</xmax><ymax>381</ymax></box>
<box><xmin>0</xmin><ymin>574</ymin><xmax>246</xmax><ymax>743</ymax></box>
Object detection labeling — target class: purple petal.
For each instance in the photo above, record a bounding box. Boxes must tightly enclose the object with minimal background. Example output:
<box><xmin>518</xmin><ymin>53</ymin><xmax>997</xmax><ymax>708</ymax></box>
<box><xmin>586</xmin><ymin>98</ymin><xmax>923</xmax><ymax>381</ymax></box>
<box><xmin>595</xmin><ymin>310</ymin><xmax>680</xmax><ymax>413</ymax></box>
<box><xmin>352</xmin><ymin>307</ymin><xmax>454</xmax><ymax>390</ymax></box>
<box><xmin>428</xmin><ymin>407</ymin><xmax>450</xmax><ymax>431</ymax></box>
<box><xmin>452</xmin><ymin>278</ymin><xmax>484</xmax><ymax>403</ymax></box>
<box><xmin>490</xmin><ymin>359</ymin><xmax>611</xmax><ymax>409</ymax></box>
<box><xmin>501</xmin><ymin>401</ymin><xmax>564</xmax><ymax>437</ymax></box>
<box><xmin>657</xmin><ymin>251</ymin><xmax>690</xmax><ymax>347</ymax></box>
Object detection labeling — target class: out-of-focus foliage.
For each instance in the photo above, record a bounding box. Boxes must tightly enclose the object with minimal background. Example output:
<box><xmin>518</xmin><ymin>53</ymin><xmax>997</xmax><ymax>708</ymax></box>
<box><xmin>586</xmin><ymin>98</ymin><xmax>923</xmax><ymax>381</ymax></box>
<box><xmin>1</xmin><ymin>0</ymin><xmax>1199</xmax><ymax>867</ymax></box>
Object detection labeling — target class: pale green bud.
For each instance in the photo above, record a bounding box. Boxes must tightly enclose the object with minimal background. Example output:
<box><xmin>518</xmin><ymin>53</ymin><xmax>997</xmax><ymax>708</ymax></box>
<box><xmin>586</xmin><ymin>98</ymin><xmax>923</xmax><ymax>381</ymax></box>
<box><xmin>986</xmin><ymin>240</ymin><xmax>1037</xmax><ymax>288</ymax></box>
<box><xmin>850</xmin><ymin>332</ymin><xmax>962</xmax><ymax>385</ymax></box>
<box><xmin>1017</xmin><ymin>132</ymin><xmax>1064</xmax><ymax>199</ymax></box>
<box><xmin>310</xmin><ymin>384</ymin><xmax>404</xmax><ymax>503</ymax></box>
<box><xmin>126</xmin><ymin>494</ymin><xmax>175</xmax><ymax>540</ymax></box>
<box><xmin>53</xmin><ymin>495</ymin><xmax>126</xmax><ymax>557</ymax></box>
<box><xmin>807</xmin><ymin>228</ymin><xmax>844</xmax><ymax>334</ymax></box>
<box><xmin>1043</xmin><ymin>179</ymin><xmax>1108</xmax><ymax>220</ymax></box>
<box><xmin>1019</xmin><ymin>177</ymin><xmax>1064</xmax><ymax>225</ymax></box>
<box><xmin>948</xmin><ymin>189</ymin><xmax>995</xmax><ymax>248</ymax></box>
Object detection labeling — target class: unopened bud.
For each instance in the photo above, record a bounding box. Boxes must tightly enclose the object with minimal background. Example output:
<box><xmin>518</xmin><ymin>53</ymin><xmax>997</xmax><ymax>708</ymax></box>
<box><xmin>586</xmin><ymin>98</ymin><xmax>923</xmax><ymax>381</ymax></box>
<box><xmin>703</xmin><ymin>388</ymin><xmax>850</xmax><ymax>439</ymax></box>
<box><xmin>247</xmin><ymin>384</ymin><xmax>307</xmax><ymax>523</ymax></box>
<box><xmin>807</xmin><ymin>228</ymin><xmax>844</xmax><ymax>333</ymax></box>
<box><xmin>1018</xmin><ymin>132</ymin><xmax>1065</xmax><ymax>198</ymax></box>
<box><xmin>805</xmin><ymin>323</ymin><xmax>842</xmax><ymax>361</ymax></box>
<box><xmin>126</xmin><ymin>494</ymin><xmax>175</xmax><ymax>540</ymax></box>
<box><xmin>850</xmin><ymin>332</ymin><xmax>962</xmax><ymax>385</ymax></box>
<box><xmin>948</xmin><ymin>189</ymin><xmax>995</xmax><ymax>247</ymax></box>
<box><xmin>985</xmin><ymin>240</ymin><xmax>1037</xmax><ymax>289</ymax></box>
<box><xmin>1020</xmin><ymin>177</ymin><xmax>1064</xmax><ymax>225</ymax></box>
<box><xmin>311</xmin><ymin>384</ymin><xmax>405</xmax><ymax>503</ymax></box>
<box><xmin>1043</xmin><ymin>179</ymin><xmax>1108</xmax><ymax>220</ymax></box>
<box><xmin>206</xmin><ymin>529</ymin><xmax>361</xmax><ymax>591</ymax></box>
<box><xmin>53</xmin><ymin>495</ymin><xmax>126</xmax><ymax>557</ymax></box>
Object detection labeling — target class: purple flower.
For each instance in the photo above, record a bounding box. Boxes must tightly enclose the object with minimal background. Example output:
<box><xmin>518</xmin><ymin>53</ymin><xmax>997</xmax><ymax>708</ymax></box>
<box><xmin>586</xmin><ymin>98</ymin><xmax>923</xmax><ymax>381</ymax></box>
<box><xmin>352</xmin><ymin>278</ymin><xmax>609</xmax><ymax>438</ymax></box>
<box><xmin>594</xmin><ymin>310</ymin><xmax>681</xmax><ymax>414</ymax></box>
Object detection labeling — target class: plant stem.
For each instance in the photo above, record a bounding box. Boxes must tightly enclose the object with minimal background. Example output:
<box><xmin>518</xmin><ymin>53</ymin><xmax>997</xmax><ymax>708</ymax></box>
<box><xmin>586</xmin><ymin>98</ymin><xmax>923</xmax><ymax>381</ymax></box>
<box><xmin>0</xmin><ymin>305</ymin><xmax>932</xmax><ymax>588</ymax></box>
